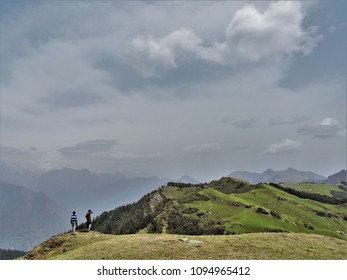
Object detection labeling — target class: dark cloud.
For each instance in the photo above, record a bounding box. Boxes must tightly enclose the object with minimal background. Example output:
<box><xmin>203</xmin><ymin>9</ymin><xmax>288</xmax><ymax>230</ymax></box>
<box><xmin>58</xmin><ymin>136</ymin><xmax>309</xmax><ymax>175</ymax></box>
<box><xmin>58</xmin><ymin>140</ymin><xmax>118</xmax><ymax>157</ymax></box>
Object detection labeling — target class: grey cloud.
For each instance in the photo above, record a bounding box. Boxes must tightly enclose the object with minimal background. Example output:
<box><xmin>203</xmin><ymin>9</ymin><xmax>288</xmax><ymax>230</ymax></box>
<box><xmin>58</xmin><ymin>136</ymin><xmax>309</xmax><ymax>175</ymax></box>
<box><xmin>0</xmin><ymin>146</ymin><xmax>45</xmax><ymax>170</ymax></box>
<box><xmin>269</xmin><ymin>115</ymin><xmax>312</xmax><ymax>126</ymax></box>
<box><xmin>233</xmin><ymin>119</ymin><xmax>256</xmax><ymax>129</ymax></box>
<box><xmin>58</xmin><ymin>140</ymin><xmax>118</xmax><ymax>157</ymax></box>
<box><xmin>1</xmin><ymin>1</ymin><xmax>344</xmax><ymax>181</ymax></box>
<box><xmin>222</xmin><ymin>116</ymin><xmax>233</xmax><ymax>124</ymax></box>
<box><xmin>38</xmin><ymin>89</ymin><xmax>104</xmax><ymax>110</ymax></box>
<box><xmin>182</xmin><ymin>143</ymin><xmax>222</xmax><ymax>156</ymax></box>
<box><xmin>297</xmin><ymin>118</ymin><xmax>346</xmax><ymax>139</ymax></box>
<box><xmin>181</xmin><ymin>143</ymin><xmax>247</xmax><ymax>157</ymax></box>
<box><xmin>1</xmin><ymin>146</ymin><xmax>30</xmax><ymax>157</ymax></box>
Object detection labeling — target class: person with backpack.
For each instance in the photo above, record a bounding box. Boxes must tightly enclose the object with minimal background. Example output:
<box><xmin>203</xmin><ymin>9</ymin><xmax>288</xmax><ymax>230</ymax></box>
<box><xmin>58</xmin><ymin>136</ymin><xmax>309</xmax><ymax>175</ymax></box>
<box><xmin>85</xmin><ymin>209</ymin><xmax>93</xmax><ymax>231</ymax></box>
<box><xmin>70</xmin><ymin>211</ymin><xmax>78</xmax><ymax>235</ymax></box>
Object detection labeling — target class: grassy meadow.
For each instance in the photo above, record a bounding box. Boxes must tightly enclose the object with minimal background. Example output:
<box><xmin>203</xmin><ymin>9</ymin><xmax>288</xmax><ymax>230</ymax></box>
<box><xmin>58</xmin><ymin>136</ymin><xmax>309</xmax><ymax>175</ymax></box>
<box><xmin>23</xmin><ymin>231</ymin><xmax>347</xmax><ymax>260</ymax></box>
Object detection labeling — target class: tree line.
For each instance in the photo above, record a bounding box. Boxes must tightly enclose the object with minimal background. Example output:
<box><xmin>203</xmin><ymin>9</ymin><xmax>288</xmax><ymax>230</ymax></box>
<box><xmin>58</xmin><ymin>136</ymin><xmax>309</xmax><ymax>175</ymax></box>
<box><xmin>269</xmin><ymin>183</ymin><xmax>347</xmax><ymax>205</ymax></box>
<box><xmin>0</xmin><ymin>249</ymin><xmax>26</xmax><ymax>260</ymax></box>
<box><xmin>78</xmin><ymin>190</ymin><xmax>167</xmax><ymax>234</ymax></box>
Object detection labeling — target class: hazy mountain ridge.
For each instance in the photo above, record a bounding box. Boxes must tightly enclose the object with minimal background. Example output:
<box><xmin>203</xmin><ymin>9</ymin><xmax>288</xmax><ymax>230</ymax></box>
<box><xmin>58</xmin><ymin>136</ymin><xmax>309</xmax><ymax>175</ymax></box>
<box><xmin>0</xmin><ymin>164</ymin><xmax>170</xmax><ymax>216</ymax></box>
<box><xmin>1</xmin><ymin>163</ymin><xmax>345</xmax><ymax>252</ymax></box>
<box><xmin>228</xmin><ymin>167</ymin><xmax>327</xmax><ymax>184</ymax></box>
<box><xmin>0</xmin><ymin>165</ymin><xmax>172</xmax><ymax>251</ymax></box>
<box><xmin>174</xmin><ymin>175</ymin><xmax>201</xmax><ymax>184</ymax></box>
<box><xmin>0</xmin><ymin>180</ymin><xmax>66</xmax><ymax>251</ymax></box>
<box><xmin>324</xmin><ymin>170</ymin><xmax>346</xmax><ymax>184</ymax></box>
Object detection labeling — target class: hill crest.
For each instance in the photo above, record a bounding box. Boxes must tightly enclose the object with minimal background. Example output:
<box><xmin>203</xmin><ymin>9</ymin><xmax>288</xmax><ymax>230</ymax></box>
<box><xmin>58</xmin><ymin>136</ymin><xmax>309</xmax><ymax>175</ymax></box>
<box><xmin>85</xmin><ymin>177</ymin><xmax>347</xmax><ymax>240</ymax></box>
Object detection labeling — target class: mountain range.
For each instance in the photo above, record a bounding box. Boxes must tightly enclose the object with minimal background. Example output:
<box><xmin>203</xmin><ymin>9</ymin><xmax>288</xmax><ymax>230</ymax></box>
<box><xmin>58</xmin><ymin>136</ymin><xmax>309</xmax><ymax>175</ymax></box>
<box><xmin>0</xmin><ymin>162</ymin><xmax>345</xmax><ymax>251</ymax></box>
<box><xmin>21</xmin><ymin>175</ymin><xmax>347</xmax><ymax>260</ymax></box>
<box><xmin>0</xmin><ymin>163</ymin><xmax>170</xmax><ymax>216</ymax></box>
<box><xmin>228</xmin><ymin>167</ymin><xmax>328</xmax><ymax>184</ymax></box>
<box><xmin>0</xmin><ymin>163</ymin><xmax>201</xmax><ymax>250</ymax></box>
<box><xmin>0</xmin><ymin>180</ymin><xmax>65</xmax><ymax>251</ymax></box>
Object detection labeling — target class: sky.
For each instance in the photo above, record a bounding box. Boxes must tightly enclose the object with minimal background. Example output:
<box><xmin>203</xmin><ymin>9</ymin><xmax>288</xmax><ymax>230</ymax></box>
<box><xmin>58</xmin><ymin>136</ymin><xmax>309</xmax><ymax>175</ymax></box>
<box><xmin>0</xmin><ymin>1</ymin><xmax>346</xmax><ymax>182</ymax></box>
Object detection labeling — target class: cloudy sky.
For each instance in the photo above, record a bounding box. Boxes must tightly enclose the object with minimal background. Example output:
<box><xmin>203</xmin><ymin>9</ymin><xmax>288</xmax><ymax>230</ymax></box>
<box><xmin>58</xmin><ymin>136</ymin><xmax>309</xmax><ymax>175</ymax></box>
<box><xmin>1</xmin><ymin>1</ymin><xmax>346</xmax><ymax>181</ymax></box>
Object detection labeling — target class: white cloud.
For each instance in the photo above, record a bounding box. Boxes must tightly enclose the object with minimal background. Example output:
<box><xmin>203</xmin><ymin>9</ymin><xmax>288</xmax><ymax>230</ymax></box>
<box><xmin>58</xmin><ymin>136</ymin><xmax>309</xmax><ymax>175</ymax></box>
<box><xmin>265</xmin><ymin>139</ymin><xmax>302</xmax><ymax>155</ymax></box>
<box><xmin>130</xmin><ymin>1</ymin><xmax>322</xmax><ymax>74</ymax></box>
<box><xmin>132</xmin><ymin>28</ymin><xmax>202</xmax><ymax>69</ymax></box>
<box><xmin>298</xmin><ymin>118</ymin><xmax>346</xmax><ymax>138</ymax></box>
<box><xmin>224</xmin><ymin>1</ymin><xmax>322</xmax><ymax>61</ymax></box>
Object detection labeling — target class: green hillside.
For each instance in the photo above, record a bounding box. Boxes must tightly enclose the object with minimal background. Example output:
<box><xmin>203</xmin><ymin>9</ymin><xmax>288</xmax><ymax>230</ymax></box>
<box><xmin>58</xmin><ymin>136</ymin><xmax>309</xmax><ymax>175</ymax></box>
<box><xmin>23</xmin><ymin>231</ymin><xmax>347</xmax><ymax>260</ymax></box>
<box><xmin>89</xmin><ymin>178</ymin><xmax>347</xmax><ymax>240</ymax></box>
<box><xmin>26</xmin><ymin>177</ymin><xmax>347</xmax><ymax>260</ymax></box>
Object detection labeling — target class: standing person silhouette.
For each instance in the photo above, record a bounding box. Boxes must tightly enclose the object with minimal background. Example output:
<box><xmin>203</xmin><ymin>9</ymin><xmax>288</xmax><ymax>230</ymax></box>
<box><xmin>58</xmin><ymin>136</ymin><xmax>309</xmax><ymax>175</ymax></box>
<box><xmin>85</xmin><ymin>209</ymin><xmax>93</xmax><ymax>231</ymax></box>
<box><xmin>70</xmin><ymin>211</ymin><xmax>78</xmax><ymax>235</ymax></box>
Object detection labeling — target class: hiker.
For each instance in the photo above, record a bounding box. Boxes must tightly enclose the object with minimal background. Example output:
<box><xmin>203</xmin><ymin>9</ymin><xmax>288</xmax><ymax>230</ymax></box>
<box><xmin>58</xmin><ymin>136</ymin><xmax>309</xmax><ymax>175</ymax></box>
<box><xmin>85</xmin><ymin>209</ymin><xmax>93</xmax><ymax>231</ymax></box>
<box><xmin>70</xmin><ymin>211</ymin><xmax>78</xmax><ymax>235</ymax></box>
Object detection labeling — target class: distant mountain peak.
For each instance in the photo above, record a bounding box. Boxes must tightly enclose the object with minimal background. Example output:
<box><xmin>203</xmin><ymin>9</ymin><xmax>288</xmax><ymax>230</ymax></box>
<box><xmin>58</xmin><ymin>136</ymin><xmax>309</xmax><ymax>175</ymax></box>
<box><xmin>229</xmin><ymin>167</ymin><xmax>326</xmax><ymax>184</ymax></box>
<box><xmin>175</xmin><ymin>175</ymin><xmax>200</xmax><ymax>184</ymax></box>
<box><xmin>179</xmin><ymin>175</ymin><xmax>191</xmax><ymax>180</ymax></box>
<box><xmin>286</xmin><ymin>167</ymin><xmax>296</xmax><ymax>171</ymax></box>
<box><xmin>263</xmin><ymin>168</ymin><xmax>276</xmax><ymax>175</ymax></box>
<box><xmin>264</xmin><ymin>168</ymin><xmax>275</xmax><ymax>172</ymax></box>
<box><xmin>325</xmin><ymin>169</ymin><xmax>347</xmax><ymax>184</ymax></box>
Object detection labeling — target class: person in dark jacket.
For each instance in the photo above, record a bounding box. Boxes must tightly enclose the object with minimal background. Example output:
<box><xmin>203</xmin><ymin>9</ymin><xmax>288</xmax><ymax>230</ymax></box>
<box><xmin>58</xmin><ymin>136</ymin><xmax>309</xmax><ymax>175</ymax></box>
<box><xmin>70</xmin><ymin>211</ymin><xmax>78</xmax><ymax>235</ymax></box>
<box><xmin>85</xmin><ymin>210</ymin><xmax>93</xmax><ymax>231</ymax></box>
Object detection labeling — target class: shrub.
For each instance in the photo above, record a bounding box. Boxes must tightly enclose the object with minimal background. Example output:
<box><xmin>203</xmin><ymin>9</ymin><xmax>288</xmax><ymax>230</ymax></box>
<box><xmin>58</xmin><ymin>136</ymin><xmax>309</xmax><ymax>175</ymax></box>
<box><xmin>256</xmin><ymin>207</ymin><xmax>269</xmax><ymax>215</ymax></box>
<box><xmin>270</xmin><ymin>211</ymin><xmax>281</xmax><ymax>219</ymax></box>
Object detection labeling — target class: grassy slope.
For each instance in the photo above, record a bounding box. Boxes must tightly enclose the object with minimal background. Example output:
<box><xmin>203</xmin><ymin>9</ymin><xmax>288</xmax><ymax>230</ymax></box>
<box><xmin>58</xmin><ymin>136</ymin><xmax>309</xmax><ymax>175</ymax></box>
<box><xmin>23</xmin><ymin>231</ymin><xmax>347</xmax><ymax>260</ymax></box>
<box><xmin>162</xmin><ymin>182</ymin><xmax>347</xmax><ymax>239</ymax></box>
<box><xmin>23</xmin><ymin>180</ymin><xmax>347</xmax><ymax>260</ymax></box>
<box><xmin>281</xmin><ymin>183</ymin><xmax>342</xmax><ymax>196</ymax></box>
